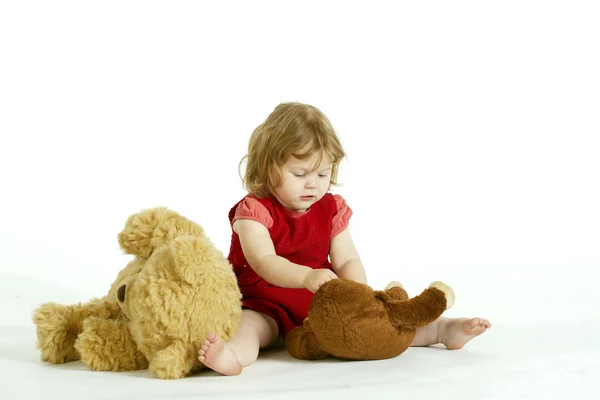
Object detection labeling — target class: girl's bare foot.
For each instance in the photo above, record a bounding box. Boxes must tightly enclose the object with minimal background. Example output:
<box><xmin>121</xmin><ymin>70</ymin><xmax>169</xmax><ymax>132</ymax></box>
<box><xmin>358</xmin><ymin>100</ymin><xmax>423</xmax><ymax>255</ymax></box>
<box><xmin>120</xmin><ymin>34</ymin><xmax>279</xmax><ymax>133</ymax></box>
<box><xmin>440</xmin><ymin>317</ymin><xmax>492</xmax><ymax>350</ymax></box>
<box><xmin>198</xmin><ymin>332</ymin><xmax>242</xmax><ymax>376</ymax></box>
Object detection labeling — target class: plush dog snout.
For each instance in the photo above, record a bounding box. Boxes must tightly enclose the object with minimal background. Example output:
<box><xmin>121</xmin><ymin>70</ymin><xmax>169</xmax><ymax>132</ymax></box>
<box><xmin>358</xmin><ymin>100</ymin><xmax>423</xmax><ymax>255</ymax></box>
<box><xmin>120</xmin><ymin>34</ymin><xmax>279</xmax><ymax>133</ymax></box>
<box><xmin>117</xmin><ymin>285</ymin><xmax>126</xmax><ymax>302</ymax></box>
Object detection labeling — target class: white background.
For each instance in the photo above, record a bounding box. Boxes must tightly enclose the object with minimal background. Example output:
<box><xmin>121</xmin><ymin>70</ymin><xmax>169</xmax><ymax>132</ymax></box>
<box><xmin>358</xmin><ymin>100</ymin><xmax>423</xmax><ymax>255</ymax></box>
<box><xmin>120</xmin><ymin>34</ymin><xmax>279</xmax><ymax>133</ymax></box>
<box><xmin>1</xmin><ymin>0</ymin><xmax>599</xmax><ymax>322</ymax></box>
<box><xmin>0</xmin><ymin>2</ymin><xmax>599</xmax><ymax>397</ymax></box>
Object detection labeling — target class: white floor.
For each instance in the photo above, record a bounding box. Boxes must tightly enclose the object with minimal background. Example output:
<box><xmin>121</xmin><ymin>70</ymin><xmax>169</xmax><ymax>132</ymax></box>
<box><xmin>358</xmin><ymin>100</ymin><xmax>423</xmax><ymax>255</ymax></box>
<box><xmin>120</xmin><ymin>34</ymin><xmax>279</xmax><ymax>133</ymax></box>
<box><xmin>2</xmin><ymin>272</ymin><xmax>599</xmax><ymax>400</ymax></box>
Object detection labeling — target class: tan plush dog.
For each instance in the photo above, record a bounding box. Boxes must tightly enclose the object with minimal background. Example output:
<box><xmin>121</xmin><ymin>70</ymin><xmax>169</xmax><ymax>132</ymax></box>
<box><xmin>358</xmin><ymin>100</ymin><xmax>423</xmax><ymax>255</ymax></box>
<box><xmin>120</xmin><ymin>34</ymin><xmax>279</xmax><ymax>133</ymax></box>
<box><xmin>285</xmin><ymin>279</ymin><xmax>454</xmax><ymax>360</ymax></box>
<box><xmin>33</xmin><ymin>207</ymin><xmax>242</xmax><ymax>379</ymax></box>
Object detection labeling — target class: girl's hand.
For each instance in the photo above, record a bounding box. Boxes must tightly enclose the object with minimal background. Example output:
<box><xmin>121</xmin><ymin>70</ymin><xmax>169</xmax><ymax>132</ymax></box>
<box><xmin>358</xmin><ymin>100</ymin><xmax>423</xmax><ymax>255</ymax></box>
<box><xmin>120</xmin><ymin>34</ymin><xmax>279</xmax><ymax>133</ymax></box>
<box><xmin>303</xmin><ymin>269</ymin><xmax>338</xmax><ymax>293</ymax></box>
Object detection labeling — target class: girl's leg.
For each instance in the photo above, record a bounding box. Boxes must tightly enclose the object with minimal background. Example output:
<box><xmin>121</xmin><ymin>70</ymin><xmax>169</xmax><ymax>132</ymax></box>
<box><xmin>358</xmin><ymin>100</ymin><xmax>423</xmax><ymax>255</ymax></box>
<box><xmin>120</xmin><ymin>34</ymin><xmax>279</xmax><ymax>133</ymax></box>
<box><xmin>411</xmin><ymin>316</ymin><xmax>492</xmax><ymax>349</ymax></box>
<box><xmin>198</xmin><ymin>309</ymin><xmax>279</xmax><ymax>376</ymax></box>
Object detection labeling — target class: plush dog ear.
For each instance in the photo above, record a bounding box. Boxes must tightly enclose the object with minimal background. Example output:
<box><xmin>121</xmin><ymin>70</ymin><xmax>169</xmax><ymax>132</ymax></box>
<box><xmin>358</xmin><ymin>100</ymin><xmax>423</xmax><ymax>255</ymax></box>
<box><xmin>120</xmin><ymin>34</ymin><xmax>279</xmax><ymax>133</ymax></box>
<box><xmin>117</xmin><ymin>207</ymin><xmax>205</xmax><ymax>258</ymax></box>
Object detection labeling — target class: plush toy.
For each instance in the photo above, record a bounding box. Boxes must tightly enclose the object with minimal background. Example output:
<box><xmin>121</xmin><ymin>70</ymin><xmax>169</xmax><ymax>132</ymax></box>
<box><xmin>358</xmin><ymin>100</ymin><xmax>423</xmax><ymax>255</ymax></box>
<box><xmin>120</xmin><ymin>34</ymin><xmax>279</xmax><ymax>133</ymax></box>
<box><xmin>33</xmin><ymin>207</ymin><xmax>242</xmax><ymax>379</ymax></box>
<box><xmin>285</xmin><ymin>279</ymin><xmax>455</xmax><ymax>361</ymax></box>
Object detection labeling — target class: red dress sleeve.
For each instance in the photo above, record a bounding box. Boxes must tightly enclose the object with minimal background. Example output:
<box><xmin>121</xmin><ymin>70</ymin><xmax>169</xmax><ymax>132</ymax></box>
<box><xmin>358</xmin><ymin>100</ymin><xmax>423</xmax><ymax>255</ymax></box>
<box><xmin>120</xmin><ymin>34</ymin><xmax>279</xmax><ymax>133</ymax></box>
<box><xmin>331</xmin><ymin>194</ymin><xmax>353</xmax><ymax>238</ymax></box>
<box><xmin>232</xmin><ymin>197</ymin><xmax>274</xmax><ymax>230</ymax></box>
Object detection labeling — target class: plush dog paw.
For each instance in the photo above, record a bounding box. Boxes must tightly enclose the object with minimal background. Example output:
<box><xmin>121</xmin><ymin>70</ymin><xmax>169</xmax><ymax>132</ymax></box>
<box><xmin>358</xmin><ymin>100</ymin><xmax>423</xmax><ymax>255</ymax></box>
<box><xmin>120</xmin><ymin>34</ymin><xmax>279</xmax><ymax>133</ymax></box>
<box><xmin>32</xmin><ymin>303</ymin><xmax>80</xmax><ymax>363</ymax></box>
<box><xmin>429</xmin><ymin>281</ymin><xmax>455</xmax><ymax>309</ymax></box>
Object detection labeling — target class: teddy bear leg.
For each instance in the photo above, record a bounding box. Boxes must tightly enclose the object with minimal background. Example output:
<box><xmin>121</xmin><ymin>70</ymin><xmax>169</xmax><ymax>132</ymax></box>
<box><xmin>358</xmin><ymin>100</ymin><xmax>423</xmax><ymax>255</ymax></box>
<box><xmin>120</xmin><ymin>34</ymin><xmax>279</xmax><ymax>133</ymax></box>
<box><xmin>33</xmin><ymin>300</ymin><xmax>121</xmax><ymax>364</ymax></box>
<box><xmin>149</xmin><ymin>340</ymin><xmax>192</xmax><ymax>379</ymax></box>
<box><xmin>75</xmin><ymin>317</ymin><xmax>148</xmax><ymax>372</ymax></box>
<box><xmin>285</xmin><ymin>320</ymin><xmax>330</xmax><ymax>360</ymax></box>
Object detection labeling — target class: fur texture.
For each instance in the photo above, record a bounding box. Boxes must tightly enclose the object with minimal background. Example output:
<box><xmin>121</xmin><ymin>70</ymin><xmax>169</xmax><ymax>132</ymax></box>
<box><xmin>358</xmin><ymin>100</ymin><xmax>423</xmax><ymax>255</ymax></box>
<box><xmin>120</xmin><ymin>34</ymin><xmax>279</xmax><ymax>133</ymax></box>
<box><xmin>286</xmin><ymin>279</ymin><xmax>454</xmax><ymax>361</ymax></box>
<box><xmin>31</xmin><ymin>259</ymin><xmax>139</xmax><ymax>364</ymax></box>
<box><xmin>33</xmin><ymin>207</ymin><xmax>242</xmax><ymax>379</ymax></box>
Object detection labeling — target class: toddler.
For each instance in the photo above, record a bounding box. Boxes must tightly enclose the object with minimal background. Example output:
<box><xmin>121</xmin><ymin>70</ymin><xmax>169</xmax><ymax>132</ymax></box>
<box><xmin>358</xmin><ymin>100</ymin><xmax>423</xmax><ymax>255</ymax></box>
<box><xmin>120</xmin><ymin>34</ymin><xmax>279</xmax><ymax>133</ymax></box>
<box><xmin>198</xmin><ymin>102</ymin><xmax>491</xmax><ymax>375</ymax></box>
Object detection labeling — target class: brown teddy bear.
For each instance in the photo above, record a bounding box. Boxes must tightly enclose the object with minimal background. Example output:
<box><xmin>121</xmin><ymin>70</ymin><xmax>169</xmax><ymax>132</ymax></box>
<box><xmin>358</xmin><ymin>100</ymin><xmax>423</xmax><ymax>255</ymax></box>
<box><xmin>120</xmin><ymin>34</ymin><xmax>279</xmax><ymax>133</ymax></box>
<box><xmin>33</xmin><ymin>207</ymin><xmax>242</xmax><ymax>379</ymax></box>
<box><xmin>285</xmin><ymin>279</ymin><xmax>455</xmax><ymax>360</ymax></box>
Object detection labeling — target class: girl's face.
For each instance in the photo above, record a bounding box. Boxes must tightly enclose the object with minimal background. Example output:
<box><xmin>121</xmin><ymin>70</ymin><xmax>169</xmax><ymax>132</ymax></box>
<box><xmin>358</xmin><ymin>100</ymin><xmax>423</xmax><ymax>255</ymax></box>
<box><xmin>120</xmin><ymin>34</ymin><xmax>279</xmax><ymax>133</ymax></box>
<box><xmin>273</xmin><ymin>152</ymin><xmax>332</xmax><ymax>212</ymax></box>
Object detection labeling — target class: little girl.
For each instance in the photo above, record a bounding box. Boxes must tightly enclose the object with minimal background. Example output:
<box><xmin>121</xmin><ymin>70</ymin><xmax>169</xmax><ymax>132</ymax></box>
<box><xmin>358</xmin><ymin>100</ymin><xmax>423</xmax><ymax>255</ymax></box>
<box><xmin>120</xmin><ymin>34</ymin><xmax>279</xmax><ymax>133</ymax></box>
<box><xmin>198</xmin><ymin>102</ymin><xmax>491</xmax><ymax>375</ymax></box>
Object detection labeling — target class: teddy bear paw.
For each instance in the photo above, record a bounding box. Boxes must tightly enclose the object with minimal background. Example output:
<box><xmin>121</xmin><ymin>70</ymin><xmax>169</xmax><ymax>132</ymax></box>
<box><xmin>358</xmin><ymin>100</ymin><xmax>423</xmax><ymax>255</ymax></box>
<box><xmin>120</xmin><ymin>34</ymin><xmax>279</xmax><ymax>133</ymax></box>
<box><xmin>385</xmin><ymin>281</ymin><xmax>404</xmax><ymax>290</ymax></box>
<box><xmin>429</xmin><ymin>281</ymin><xmax>455</xmax><ymax>310</ymax></box>
<box><xmin>151</xmin><ymin>362</ymin><xmax>187</xmax><ymax>380</ymax></box>
<box><xmin>32</xmin><ymin>303</ymin><xmax>80</xmax><ymax>363</ymax></box>
<box><xmin>75</xmin><ymin>317</ymin><xmax>148</xmax><ymax>372</ymax></box>
<box><xmin>150</xmin><ymin>349</ymin><xmax>188</xmax><ymax>379</ymax></box>
<box><xmin>75</xmin><ymin>317</ymin><xmax>117</xmax><ymax>371</ymax></box>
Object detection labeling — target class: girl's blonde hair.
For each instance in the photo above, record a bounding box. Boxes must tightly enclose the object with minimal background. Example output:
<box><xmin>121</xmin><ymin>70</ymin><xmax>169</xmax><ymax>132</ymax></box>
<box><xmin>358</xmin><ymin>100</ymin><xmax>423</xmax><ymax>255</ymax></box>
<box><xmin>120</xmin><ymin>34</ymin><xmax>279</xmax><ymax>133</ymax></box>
<box><xmin>239</xmin><ymin>102</ymin><xmax>345</xmax><ymax>198</ymax></box>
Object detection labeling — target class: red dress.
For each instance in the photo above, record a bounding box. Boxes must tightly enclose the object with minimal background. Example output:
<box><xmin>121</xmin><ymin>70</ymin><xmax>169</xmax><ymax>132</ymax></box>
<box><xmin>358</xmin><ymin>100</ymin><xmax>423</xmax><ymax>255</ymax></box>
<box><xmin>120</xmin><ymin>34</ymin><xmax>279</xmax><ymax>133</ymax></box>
<box><xmin>227</xmin><ymin>193</ymin><xmax>352</xmax><ymax>338</ymax></box>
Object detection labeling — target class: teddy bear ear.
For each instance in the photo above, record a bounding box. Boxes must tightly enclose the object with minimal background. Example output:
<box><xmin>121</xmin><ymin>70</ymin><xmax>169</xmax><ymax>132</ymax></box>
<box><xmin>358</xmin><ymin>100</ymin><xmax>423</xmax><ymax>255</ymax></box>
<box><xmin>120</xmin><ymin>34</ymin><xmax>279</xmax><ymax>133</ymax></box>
<box><xmin>168</xmin><ymin>236</ymin><xmax>231</xmax><ymax>284</ymax></box>
<box><xmin>118</xmin><ymin>207</ymin><xmax>205</xmax><ymax>258</ymax></box>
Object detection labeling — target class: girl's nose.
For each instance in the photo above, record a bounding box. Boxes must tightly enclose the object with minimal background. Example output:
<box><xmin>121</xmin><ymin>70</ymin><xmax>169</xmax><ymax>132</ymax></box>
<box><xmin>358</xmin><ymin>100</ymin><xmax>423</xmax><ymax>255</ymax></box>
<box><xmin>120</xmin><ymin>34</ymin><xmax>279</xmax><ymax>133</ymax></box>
<box><xmin>305</xmin><ymin>178</ymin><xmax>317</xmax><ymax>189</ymax></box>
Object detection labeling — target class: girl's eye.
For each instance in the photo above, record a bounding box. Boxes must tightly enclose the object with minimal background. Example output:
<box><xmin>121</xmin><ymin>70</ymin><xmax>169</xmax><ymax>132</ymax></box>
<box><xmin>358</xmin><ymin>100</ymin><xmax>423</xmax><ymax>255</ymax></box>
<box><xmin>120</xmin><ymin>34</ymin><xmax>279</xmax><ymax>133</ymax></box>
<box><xmin>318</xmin><ymin>174</ymin><xmax>328</xmax><ymax>178</ymax></box>
<box><xmin>294</xmin><ymin>173</ymin><xmax>305</xmax><ymax>177</ymax></box>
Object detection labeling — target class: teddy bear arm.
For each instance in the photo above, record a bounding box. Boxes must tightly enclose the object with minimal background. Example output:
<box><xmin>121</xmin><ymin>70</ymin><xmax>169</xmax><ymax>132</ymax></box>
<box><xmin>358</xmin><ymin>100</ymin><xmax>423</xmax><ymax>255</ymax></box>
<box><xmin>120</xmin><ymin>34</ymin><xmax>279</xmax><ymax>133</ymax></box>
<box><xmin>75</xmin><ymin>317</ymin><xmax>148</xmax><ymax>372</ymax></box>
<box><xmin>87</xmin><ymin>299</ymin><xmax>122</xmax><ymax>319</ymax></box>
<box><xmin>32</xmin><ymin>299</ymin><xmax>119</xmax><ymax>364</ymax></box>
<box><xmin>386</xmin><ymin>287</ymin><xmax>449</xmax><ymax>329</ymax></box>
<box><xmin>150</xmin><ymin>339</ymin><xmax>195</xmax><ymax>379</ymax></box>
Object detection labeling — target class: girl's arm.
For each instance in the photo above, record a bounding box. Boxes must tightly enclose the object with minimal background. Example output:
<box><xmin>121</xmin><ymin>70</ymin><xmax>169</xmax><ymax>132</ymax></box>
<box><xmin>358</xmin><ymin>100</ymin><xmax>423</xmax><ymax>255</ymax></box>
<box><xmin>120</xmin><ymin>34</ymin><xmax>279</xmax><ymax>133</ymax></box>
<box><xmin>233</xmin><ymin>219</ymin><xmax>312</xmax><ymax>288</ymax></box>
<box><xmin>329</xmin><ymin>227</ymin><xmax>367</xmax><ymax>284</ymax></box>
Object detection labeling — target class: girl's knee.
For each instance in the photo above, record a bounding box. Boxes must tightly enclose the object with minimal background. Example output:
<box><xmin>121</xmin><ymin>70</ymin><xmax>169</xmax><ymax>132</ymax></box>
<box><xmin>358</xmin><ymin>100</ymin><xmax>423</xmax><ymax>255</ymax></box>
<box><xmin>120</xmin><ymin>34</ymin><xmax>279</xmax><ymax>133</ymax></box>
<box><xmin>242</xmin><ymin>310</ymin><xmax>275</xmax><ymax>328</ymax></box>
<box><xmin>240</xmin><ymin>310</ymin><xmax>279</xmax><ymax>346</ymax></box>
